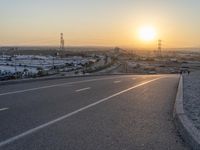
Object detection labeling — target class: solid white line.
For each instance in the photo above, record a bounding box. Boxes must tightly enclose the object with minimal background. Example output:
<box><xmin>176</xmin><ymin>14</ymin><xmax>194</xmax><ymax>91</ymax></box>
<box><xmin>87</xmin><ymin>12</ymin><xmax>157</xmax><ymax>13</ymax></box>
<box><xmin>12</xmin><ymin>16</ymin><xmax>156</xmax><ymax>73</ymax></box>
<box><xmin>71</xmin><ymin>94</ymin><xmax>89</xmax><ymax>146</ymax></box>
<box><xmin>114</xmin><ymin>81</ymin><xmax>121</xmax><ymax>83</ymax></box>
<box><xmin>0</xmin><ymin>76</ymin><xmax>133</xmax><ymax>97</ymax></box>
<box><xmin>0</xmin><ymin>108</ymin><xmax>9</xmax><ymax>112</ymax></box>
<box><xmin>0</xmin><ymin>77</ymin><xmax>164</xmax><ymax>147</ymax></box>
<box><xmin>76</xmin><ymin>87</ymin><xmax>91</xmax><ymax>92</ymax></box>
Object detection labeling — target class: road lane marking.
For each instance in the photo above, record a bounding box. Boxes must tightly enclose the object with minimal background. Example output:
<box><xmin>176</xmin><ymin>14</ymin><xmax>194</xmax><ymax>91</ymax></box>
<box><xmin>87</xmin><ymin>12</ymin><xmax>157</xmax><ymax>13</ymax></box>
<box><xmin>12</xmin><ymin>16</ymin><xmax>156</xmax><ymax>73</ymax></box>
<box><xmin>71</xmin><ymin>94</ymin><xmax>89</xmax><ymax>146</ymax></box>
<box><xmin>0</xmin><ymin>108</ymin><xmax>9</xmax><ymax>112</ymax></box>
<box><xmin>0</xmin><ymin>76</ymin><xmax>134</xmax><ymax>97</ymax></box>
<box><xmin>0</xmin><ymin>77</ymin><xmax>164</xmax><ymax>147</ymax></box>
<box><xmin>76</xmin><ymin>87</ymin><xmax>91</xmax><ymax>92</ymax></box>
<box><xmin>114</xmin><ymin>81</ymin><xmax>121</xmax><ymax>83</ymax></box>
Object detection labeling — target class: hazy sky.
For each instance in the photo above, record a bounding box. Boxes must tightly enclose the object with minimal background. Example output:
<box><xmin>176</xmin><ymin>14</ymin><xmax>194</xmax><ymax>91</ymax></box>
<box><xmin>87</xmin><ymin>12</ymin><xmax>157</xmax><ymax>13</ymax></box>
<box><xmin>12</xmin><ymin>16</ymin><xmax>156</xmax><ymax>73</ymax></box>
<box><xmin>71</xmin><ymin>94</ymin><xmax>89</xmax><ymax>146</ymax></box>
<box><xmin>0</xmin><ymin>0</ymin><xmax>200</xmax><ymax>48</ymax></box>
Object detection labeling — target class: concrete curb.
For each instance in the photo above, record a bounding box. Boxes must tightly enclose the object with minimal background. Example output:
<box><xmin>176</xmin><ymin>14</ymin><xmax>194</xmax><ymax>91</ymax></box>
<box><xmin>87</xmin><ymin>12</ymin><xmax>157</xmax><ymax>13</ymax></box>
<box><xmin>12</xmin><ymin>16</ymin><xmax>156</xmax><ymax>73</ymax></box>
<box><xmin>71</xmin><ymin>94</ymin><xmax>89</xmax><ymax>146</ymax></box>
<box><xmin>174</xmin><ymin>75</ymin><xmax>200</xmax><ymax>150</ymax></box>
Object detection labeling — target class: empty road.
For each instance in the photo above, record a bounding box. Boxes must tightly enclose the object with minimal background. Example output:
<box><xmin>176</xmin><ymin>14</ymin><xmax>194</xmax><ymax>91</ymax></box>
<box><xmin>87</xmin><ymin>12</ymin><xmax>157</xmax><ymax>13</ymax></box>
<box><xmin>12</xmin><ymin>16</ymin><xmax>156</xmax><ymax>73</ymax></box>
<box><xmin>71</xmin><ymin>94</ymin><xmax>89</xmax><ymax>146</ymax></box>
<box><xmin>0</xmin><ymin>75</ymin><xmax>189</xmax><ymax>150</ymax></box>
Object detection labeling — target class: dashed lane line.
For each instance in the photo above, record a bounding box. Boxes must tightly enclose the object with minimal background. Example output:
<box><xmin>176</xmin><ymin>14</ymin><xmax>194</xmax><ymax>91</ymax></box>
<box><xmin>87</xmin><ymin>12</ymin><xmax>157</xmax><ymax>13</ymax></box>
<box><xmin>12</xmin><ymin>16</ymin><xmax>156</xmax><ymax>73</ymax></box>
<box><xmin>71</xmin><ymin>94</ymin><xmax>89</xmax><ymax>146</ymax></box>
<box><xmin>76</xmin><ymin>87</ymin><xmax>91</xmax><ymax>92</ymax></box>
<box><xmin>0</xmin><ymin>76</ymin><xmax>134</xmax><ymax>97</ymax></box>
<box><xmin>0</xmin><ymin>108</ymin><xmax>9</xmax><ymax>112</ymax></box>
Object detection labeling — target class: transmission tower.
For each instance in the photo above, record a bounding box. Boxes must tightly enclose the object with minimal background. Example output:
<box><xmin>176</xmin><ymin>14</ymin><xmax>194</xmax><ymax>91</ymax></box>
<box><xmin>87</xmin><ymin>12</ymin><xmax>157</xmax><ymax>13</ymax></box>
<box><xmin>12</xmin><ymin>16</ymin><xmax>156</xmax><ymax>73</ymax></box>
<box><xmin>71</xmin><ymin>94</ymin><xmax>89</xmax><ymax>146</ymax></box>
<box><xmin>60</xmin><ymin>33</ymin><xmax>64</xmax><ymax>50</ymax></box>
<box><xmin>158</xmin><ymin>39</ymin><xmax>162</xmax><ymax>57</ymax></box>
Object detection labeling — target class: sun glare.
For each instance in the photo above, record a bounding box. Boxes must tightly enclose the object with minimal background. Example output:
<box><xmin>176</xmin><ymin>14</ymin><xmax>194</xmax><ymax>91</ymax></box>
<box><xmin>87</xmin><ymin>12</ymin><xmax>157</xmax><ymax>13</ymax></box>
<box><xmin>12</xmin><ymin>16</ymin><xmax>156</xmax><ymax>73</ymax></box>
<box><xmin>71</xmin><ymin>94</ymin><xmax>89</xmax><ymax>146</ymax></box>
<box><xmin>139</xmin><ymin>26</ymin><xmax>156</xmax><ymax>42</ymax></box>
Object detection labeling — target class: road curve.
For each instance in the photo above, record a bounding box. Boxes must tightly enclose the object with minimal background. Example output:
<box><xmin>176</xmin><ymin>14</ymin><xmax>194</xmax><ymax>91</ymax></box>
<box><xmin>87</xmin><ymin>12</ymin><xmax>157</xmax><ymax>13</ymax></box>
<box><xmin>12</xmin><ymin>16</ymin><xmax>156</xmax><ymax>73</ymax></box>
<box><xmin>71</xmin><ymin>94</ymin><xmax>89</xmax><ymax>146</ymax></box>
<box><xmin>0</xmin><ymin>75</ymin><xmax>189</xmax><ymax>150</ymax></box>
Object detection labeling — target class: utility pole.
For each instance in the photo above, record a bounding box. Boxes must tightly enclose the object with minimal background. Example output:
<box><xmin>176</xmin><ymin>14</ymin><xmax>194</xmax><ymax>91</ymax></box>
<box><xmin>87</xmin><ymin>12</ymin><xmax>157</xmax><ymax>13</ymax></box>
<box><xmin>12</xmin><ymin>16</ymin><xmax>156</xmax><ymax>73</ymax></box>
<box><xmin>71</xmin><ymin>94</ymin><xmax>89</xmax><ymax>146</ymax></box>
<box><xmin>60</xmin><ymin>33</ymin><xmax>64</xmax><ymax>50</ymax></box>
<box><xmin>14</xmin><ymin>54</ymin><xmax>17</xmax><ymax>78</ymax></box>
<box><xmin>158</xmin><ymin>39</ymin><xmax>162</xmax><ymax>57</ymax></box>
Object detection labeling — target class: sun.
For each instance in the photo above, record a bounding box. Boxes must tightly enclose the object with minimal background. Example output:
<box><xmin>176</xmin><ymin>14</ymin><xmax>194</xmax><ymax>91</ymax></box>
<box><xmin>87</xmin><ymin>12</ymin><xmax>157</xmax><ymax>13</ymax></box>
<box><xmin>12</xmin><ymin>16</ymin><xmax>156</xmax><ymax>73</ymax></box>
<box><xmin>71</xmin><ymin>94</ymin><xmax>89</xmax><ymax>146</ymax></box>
<box><xmin>139</xmin><ymin>26</ymin><xmax>156</xmax><ymax>41</ymax></box>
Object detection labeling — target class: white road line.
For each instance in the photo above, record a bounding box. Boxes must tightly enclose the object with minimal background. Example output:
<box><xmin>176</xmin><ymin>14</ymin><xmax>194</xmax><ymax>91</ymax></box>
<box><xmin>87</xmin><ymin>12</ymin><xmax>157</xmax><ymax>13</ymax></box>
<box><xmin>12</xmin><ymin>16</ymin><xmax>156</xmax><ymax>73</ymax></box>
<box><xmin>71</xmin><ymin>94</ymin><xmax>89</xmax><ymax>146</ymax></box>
<box><xmin>76</xmin><ymin>87</ymin><xmax>91</xmax><ymax>92</ymax></box>
<box><xmin>0</xmin><ymin>77</ymin><xmax>164</xmax><ymax>147</ymax></box>
<box><xmin>0</xmin><ymin>76</ymin><xmax>133</xmax><ymax>97</ymax></box>
<box><xmin>114</xmin><ymin>80</ymin><xmax>121</xmax><ymax>83</ymax></box>
<box><xmin>0</xmin><ymin>108</ymin><xmax>9</xmax><ymax>112</ymax></box>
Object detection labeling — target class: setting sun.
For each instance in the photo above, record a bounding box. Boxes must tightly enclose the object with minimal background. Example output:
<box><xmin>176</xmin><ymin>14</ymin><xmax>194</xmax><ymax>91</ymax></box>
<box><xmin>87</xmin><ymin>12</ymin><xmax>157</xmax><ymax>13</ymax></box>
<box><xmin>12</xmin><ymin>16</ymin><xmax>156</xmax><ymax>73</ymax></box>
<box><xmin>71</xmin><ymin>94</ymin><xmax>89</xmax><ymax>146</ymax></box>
<box><xmin>139</xmin><ymin>26</ymin><xmax>156</xmax><ymax>42</ymax></box>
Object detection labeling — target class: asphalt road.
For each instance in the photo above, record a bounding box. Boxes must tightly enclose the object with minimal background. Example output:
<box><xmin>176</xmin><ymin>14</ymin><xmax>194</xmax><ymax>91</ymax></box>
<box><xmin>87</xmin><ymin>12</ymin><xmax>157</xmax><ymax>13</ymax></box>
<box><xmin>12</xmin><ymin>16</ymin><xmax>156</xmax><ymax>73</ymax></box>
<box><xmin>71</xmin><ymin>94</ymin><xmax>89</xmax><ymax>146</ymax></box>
<box><xmin>0</xmin><ymin>75</ymin><xmax>189</xmax><ymax>150</ymax></box>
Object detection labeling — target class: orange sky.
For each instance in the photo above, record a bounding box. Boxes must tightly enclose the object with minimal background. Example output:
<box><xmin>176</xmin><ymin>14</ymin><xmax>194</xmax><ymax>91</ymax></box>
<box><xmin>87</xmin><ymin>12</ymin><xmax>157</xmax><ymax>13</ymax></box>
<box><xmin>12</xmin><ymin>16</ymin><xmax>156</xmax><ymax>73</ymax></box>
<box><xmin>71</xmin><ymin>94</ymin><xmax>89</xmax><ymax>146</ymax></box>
<box><xmin>0</xmin><ymin>0</ymin><xmax>200</xmax><ymax>49</ymax></box>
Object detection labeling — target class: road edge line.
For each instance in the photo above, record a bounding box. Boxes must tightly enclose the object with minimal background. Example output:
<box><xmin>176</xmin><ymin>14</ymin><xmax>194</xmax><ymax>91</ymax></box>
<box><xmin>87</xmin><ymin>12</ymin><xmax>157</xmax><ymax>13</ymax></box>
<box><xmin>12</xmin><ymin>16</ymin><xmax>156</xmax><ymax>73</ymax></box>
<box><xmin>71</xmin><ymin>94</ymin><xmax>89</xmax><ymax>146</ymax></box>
<box><xmin>0</xmin><ymin>74</ymin><xmax>135</xmax><ymax>86</ymax></box>
<box><xmin>173</xmin><ymin>75</ymin><xmax>200</xmax><ymax>150</ymax></box>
